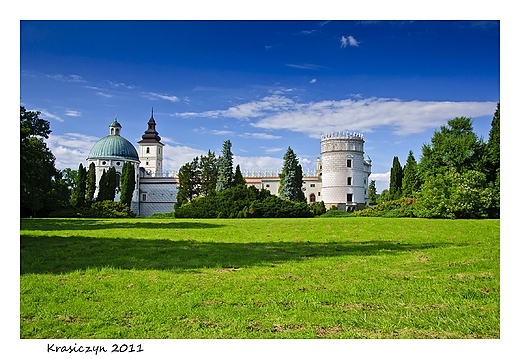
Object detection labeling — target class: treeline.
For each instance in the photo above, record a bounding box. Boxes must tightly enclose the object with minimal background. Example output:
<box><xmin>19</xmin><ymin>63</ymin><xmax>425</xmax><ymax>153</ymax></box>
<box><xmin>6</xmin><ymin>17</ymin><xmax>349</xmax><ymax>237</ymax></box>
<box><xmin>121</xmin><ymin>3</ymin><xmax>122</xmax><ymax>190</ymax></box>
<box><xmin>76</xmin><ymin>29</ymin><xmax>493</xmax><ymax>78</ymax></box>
<box><xmin>173</xmin><ymin>140</ymin><xmax>325</xmax><ymax>218</ymax></box>
<box><xmin>358</xmin><ymin>103</ymin><xmax>500</xmax><ymax>219</ymax></box>
<box><xmin>21</xmin><ymin>106</ymin><xmax>136</xmax><ymax>218</ymax></box>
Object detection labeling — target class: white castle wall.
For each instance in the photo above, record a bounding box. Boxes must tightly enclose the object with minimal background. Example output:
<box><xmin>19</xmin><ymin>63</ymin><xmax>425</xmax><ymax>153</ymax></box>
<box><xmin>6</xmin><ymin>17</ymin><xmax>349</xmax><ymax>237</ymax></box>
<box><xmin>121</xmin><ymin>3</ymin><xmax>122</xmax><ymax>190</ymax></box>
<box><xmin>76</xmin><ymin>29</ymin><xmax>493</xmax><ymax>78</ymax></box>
<box><xmin>137</xmin><ymin>179</ymin><xmax>178</xmax><ymax>217</ymax></box>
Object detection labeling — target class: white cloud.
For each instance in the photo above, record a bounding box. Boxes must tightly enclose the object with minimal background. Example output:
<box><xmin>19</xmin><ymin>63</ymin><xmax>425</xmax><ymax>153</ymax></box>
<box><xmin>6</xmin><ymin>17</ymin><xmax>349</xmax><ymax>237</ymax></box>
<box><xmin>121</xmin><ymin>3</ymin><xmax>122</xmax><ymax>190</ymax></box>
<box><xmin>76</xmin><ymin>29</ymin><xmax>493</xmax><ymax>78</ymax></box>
<box><xmin>47</xmin><ymin>133</ymin><xmax>98</xmax><ymax>169</ymax></box>
<box><xmin>96</xmin><ymin>92</ymin><xmax>113</xmax><ymax>98</ymax></box>
<box><xmin>65</xmin><ymin>110</ymin><xmax>82</xmax><ymax>117</ymax></box>
<box><xmin>310</xmin><ymin>78</ymin><xmax>317</xmax><ymax>84</ymax></box>
<box><xmin>234</xmin><ymin>155</ymin><xmax>284</xmax><ymax>173</ymax></box>
<box><xmin>340</xmin><ymin>35</ymin><xmax>359</xmax><ymax>48</ymax></box>
<box><xmin>47</xmin><ymin>74</ymin><xmax>86</xmax><ymax>83</ymax></box>
<box><xmin>369</xmin><ymin>171</ymin><xmax>391</xmax><ymax>192</ymax></box>
<box><xmin>37</xmin><ymin>109</ymin><xmax>63</xmax><ymax>123</ymax></box>
<box><xmin>145</xmin><ymin>92</ymin><xmax>180</xmax><ymax>103</ymax></box>
<box><xmin>241</xmin><ymin>132</ymin><xmax>281</xmax><ymax>140</ymax></box>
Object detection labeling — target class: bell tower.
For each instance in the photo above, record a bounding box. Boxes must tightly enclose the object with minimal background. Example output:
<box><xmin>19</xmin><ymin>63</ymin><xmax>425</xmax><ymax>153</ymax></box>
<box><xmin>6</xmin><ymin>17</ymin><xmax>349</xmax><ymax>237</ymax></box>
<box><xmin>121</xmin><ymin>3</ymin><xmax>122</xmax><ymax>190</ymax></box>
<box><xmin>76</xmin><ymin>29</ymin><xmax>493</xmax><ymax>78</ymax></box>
<box><xmin>138</xmin><ymin>109</ymin><xmax>164</xmax><ymax>176</ymax></box>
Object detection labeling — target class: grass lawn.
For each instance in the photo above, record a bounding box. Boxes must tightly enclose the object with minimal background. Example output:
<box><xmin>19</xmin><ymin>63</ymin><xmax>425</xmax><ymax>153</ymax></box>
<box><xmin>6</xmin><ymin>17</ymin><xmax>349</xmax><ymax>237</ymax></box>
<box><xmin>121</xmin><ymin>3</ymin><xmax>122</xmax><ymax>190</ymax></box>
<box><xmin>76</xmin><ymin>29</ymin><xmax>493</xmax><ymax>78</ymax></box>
<box><xmin>20</xmin><ymin>217</ymin><xmax>500</xmax><ymax>339</ymax></box>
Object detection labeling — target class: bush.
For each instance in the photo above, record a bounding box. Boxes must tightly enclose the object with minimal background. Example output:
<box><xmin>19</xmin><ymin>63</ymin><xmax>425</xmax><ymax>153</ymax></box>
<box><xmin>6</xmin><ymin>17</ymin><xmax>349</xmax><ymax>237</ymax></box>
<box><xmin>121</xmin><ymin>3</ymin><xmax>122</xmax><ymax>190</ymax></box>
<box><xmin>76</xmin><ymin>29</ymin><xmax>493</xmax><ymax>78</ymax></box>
<box><xmin>319</xmin><ymin>209</ymin><xmax>354</xmax><ymax>218</ymax></box>
<box><xmin>354</xmin><ymin>198</ymin><xmax>416</xmax><ymax>218</ymax></box>
<box><xmin>85</xmin><ymin>200</ymin><xmax>136</xmax><ymax>218</ymax></box>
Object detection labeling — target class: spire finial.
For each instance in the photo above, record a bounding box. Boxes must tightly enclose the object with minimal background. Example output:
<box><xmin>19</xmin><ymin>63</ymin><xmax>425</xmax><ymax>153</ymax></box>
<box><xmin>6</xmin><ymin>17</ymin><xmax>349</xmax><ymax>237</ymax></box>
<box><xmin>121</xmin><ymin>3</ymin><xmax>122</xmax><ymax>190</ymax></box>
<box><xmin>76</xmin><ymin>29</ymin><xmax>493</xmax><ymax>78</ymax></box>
<box><xmin>151</xmin><ymin>108</ymin><xmax>154</xmax><ymax>118</ymax></box>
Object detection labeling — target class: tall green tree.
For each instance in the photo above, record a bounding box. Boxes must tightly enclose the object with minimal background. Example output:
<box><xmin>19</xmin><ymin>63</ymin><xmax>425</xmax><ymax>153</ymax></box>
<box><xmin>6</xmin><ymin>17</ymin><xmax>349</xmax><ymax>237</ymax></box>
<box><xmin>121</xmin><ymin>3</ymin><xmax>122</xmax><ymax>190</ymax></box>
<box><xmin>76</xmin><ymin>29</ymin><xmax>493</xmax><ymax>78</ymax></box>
<box><xmin>97</xmin><ymin>167</ymin><xmax>117</xmax><ymax>202</ymax></box>
<box><xmin>85</xmin><ymin>162</ymin><xmax>96</xmax><ymax>205</ymax></box>
<box><xmin>199</xmin><ymin>150</ymin><xmax>218</xmax><ymax>196</ymax></box>
<box><xmin>175</xmin><ymin>157</ymin><xmax>201</xmax><ymax>209</ymax></box>
<box><xmin>402</xmin><ymin>150</ymin><xmax>420</xmax><ymax>197</ymax></box>
<box><xmin>20</xmin><ymin>106</ymin><xmax>60</xmax><ymax>217</ymax></box>
<box><xmin>216</xmin><ymin>140</ymin><xmax>234</xmax><ymax>192</ymax></box>
<box><xmin>418</xmin><ymin>117</ymin><xmax>485</xmax><ymax>180</ymax></box>
<box><xmin>232</xmin><ymin>164</ymin><xmax>246</xmax><ymax>187</ymax></box>
<box><xmin>279</xmin><ymin>147</ymin><xmax>305</xmax><ymax>202</ymax></box>
<box><xmin>486</xmin><ymin>102</ymin><xmax>500</xmax><ymax>184</ymax></box>
<box><xmin>70</xmin><ymin>163</ymin><xmax>87</xmax><ymax>207</ymax></box>
<box><xmin>368</xmin><ymin>180</ymin><xmax>377</xmax><ymax>204</ymax></box>
<box><xmin>389</xmin><ymin>156</ymin><xmax>403</xmax><ymax>200</ymax></box>
<box><xmin>120</xmin><ymin>162</ymin><xmax>136</xmax><ymax>207</ymax></box>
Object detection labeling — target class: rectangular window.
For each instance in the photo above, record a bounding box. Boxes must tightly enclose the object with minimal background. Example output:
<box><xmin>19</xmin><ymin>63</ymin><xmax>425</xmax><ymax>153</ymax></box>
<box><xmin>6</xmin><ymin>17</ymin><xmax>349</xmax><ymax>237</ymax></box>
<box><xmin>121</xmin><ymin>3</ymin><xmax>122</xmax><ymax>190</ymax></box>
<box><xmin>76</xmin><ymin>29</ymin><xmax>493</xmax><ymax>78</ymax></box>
<box><xmin>347</xmin><ymin>177</ymin><xmax>352</xmax><ymax>185</ymax></box>
<box><xmin>310</xmin><ymin>184</ymin><xmax>315</xmax><ymax>187</ymax></box>
<box><xmin>142</xmin><ymin>193</ymin><xmax>147</xmax><ymax>201</ymax></box>
<box><xmin>347</xmin><ymin>194</ymin><xmax>353</xmax><ymax>202</ymax></box>
<box><xmin>347</xmin><ymin>159</ymin><xmax>352</xmax><ymax>167</ymax></box>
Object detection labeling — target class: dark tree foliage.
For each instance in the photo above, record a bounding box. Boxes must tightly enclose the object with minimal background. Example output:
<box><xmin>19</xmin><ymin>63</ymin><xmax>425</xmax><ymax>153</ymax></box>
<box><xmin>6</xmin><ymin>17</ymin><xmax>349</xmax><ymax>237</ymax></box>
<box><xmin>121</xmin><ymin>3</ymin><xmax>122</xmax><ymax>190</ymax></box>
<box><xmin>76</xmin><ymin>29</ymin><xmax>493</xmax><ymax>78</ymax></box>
<box><xmin>418</xmin><ymin>117</ymin><xmax>485</xmax><ymax>180</ymax></box>
<box><xmin>232</xmin><ymin>164</ymin><xmax>246</xmax><ymax>187</ymax></box>
<box><xmin>216</xmin><ymin>140</ymin><xmax>234</xmax><ymax>192</ymax></box>
<box><xmin>486</xmin><ymin>102</ymin><xmax>500</xmax><ymax>184</ymax></box>
<box><xmin>70</xmin><ymin>163</ymin><xmax>87</xmax><ymax>207</ymax></box>
<box><xmin>85</xmin><ymin>162</ymin><xmax>96</xmax><ymax>206</ymax></box>
<box><xmin>368</xmin><ymin>180</ymin><xmax>377</xmax><ymax>204</ymax></box>
<box><xmin>97</xmin><ymin>167</ymin><xmax>117</xmax><ymax>202</ymax></box>
<box><xmin>175</xmin><ymin>157</ymin><xmax>201</xmax><ymax>209</ymax></box>
<box><xmin>389</xmin><ymin>156</ymin><xmax>403</xmax><ymax>200</ymax></box>
<box><xmin>20</xmin><ymin>106</ymin><xmax>60</xmax><ymax>217</ymax></box>
<box><xmin>402</xmin><ymin>150</ymin><xmax>420</xmax><ymax>197</ymax></box>
<box><xmin>199</xmin><ymin>150</ymin><xmax>218</xmax><ymax>196</ymax></box>
<box><xmin>279</xmin><ymin>147</ymin><xmax>305</xmax><ymax>202</ymax></box>
<box><xmin>120</xmin><ymin>162</ymin><xmax>135</xmax><ymax>207</ymax></box>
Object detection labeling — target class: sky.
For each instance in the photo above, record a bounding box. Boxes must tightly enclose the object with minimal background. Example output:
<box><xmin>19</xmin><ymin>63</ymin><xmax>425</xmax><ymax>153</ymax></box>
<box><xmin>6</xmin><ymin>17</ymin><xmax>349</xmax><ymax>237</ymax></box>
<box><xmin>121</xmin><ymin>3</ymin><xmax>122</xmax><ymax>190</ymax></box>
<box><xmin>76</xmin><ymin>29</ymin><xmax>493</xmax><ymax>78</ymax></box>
<box><xmin>20</xmin><ymin>19</ymin><xmax>499</xmax><ymax>192</ymax></box>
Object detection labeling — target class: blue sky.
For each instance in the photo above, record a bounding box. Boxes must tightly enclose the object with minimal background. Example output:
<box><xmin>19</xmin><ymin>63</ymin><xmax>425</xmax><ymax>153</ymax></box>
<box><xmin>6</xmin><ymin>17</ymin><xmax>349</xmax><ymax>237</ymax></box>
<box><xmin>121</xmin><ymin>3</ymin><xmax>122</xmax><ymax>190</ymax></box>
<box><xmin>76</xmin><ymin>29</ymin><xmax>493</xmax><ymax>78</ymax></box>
<box><xmin>20</xmin><ymin>19</ymin><xmax>500</xmax><ymax>192</ymax></box>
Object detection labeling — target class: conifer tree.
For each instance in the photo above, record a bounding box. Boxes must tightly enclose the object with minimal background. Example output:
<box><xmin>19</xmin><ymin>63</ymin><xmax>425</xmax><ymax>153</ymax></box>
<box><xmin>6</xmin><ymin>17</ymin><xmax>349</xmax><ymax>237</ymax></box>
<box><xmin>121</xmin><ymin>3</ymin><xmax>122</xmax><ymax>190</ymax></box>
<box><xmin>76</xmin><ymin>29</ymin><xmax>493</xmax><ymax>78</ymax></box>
<box><xmin>70</xmin><ymin>163</ymin><xmax>87</xmax><ymax>207</ymax></box>
<box><xmin>279</xmin><ymin>147</ymin><xmax>305</xmax><ymax>202</ymax></box>
<box><xmin>389</xmin><ymin>156</ymin><xmax>403</xmax><ymax>200</ymax></box>
<box><xmin>402</xmin><ymin>150</ymin><xmax>420</xmax><ymax>197</ymax></box>
<box><xmin>85</xmin><ymin>162</ymin><xmax>96</xmax><ymax>205</ymax></box>
<box><xmin>120</xmin><ymin>162</ymin><xmax>135</xmax><ymax>207</ymax></box>
<box><xmin>368</xmin><ymin>180</ymin><xmax>377</xmax><ymax>204</ymax></box>
<box><xmin>199</xmin><ymin>150</ymin><xmax>218</xmax><ymax>196</ymax></box>
<box><xmin>487</xmin><ymin>102</ymin><xmax>500</xmax><ymax>183</ymax></box>
<box><xmin>97</xmin><ymin>167</ymin><xmax>117</xmax><ymax>202</ymax></box>
<box><xmin>175</xmin><ymin>157</ymin><xmax>201</xmax><ymax>208</ymax></box>
<box><xmin>232</xmin><ymin>164</ymin><xmax>246</xmax><ymax>187</ymax></box>
<box><xmin>216</xmin><ymin>140</ymin><xmax>233</xmax><ymax>192</ymax></box>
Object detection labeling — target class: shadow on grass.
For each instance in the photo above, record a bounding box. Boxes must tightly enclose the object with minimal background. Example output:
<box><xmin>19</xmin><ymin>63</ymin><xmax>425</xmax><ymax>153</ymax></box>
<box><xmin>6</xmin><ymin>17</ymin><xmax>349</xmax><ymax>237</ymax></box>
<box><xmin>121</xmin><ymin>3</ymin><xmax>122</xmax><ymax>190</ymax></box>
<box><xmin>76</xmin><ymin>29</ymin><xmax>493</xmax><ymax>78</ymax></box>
<box><xmin>21</xmin><ymin>234</ymin><xmax>447</xmax><ymax>275</ymax></box>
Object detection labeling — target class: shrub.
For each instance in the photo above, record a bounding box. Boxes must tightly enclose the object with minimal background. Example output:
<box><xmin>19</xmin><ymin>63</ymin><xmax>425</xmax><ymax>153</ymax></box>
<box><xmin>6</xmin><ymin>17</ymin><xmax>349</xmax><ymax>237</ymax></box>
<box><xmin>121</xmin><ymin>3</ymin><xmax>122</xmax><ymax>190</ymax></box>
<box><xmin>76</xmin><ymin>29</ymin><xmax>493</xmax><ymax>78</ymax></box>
<box><xmin>319</xmin><ymin>209</ymin><xmax>354</xmax><ymax>218</ymax></box>
<box><xmin>86</xmin><ymin>200</ymin><xmax>136</xmax><ymax>218</ymax></box>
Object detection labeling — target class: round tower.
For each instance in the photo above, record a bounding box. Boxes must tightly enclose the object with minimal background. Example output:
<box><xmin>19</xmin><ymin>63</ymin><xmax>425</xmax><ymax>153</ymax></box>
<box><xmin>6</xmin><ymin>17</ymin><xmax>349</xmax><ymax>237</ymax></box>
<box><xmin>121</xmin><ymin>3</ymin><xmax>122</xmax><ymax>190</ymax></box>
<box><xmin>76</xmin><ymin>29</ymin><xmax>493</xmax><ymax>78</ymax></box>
<box><xmin>320</xmin><ymin>132</ymin><xmax>371</xmax><ymax>211</ymax></box>
<box><xmin>137</xmin><ymin>109</ymin><xmax>164</xmax><ymax>176</ymax></box>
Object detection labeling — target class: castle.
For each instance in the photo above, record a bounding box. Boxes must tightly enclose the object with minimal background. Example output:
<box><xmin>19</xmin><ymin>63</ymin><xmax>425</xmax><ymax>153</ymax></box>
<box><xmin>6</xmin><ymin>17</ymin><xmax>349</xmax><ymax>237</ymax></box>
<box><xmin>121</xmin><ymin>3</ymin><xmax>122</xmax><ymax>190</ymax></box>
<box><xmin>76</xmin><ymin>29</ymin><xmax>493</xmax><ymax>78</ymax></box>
<box><xmin>86</xmin><ymin>113</ymin><xmax>372</xmax><ymax>217</ymax></box>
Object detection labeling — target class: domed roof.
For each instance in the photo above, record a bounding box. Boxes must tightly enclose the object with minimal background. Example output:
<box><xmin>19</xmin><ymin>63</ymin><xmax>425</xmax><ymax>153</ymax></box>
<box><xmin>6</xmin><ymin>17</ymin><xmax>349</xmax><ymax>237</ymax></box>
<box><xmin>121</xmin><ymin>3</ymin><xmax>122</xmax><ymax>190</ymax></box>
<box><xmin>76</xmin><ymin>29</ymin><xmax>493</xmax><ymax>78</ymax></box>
<box><xmin>87</xmin><ymin>119</ymin><xmax>139</xmax><ymax>161</ymax></box>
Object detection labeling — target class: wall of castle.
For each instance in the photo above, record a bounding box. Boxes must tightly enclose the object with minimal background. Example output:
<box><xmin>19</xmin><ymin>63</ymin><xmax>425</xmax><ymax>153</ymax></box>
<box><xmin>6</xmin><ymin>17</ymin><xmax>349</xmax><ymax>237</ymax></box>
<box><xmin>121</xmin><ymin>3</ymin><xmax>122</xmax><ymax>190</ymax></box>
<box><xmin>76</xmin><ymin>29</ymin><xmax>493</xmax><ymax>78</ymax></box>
<box><xmin>137</xmin><ymin>179</ymin><xmax>177</xmax><ymax>217</ymax></box>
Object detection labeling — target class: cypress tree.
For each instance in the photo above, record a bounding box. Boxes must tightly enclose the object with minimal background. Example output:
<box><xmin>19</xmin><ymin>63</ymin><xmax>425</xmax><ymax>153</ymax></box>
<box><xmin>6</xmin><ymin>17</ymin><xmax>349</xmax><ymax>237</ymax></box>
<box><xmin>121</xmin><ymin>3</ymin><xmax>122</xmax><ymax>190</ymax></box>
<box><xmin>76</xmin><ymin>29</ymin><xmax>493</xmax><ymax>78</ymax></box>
<box><xmin>216</xmin><ymin>140</ymin><xmax>233</xmax><ymax>192</ymax></box>
<box><xmin>402</xmin><ymin>151</ymin><xmax>420</xmax><ymax>197</ymax></box>
<box><xmin>70</xmin><ymin>163</ymin><xmax>87</xmax><ymax>207</ymax></box>
<box><xmin>368</xmin><ymin>180</ymin><xmax>377</xmax><ymax>204</ymax></box>
<box><xmin>487</xmin><ymin>102</ymin><xmax>500</xmax><ymax>183</ymax></box>
<box><xmin>85</xmin><ymin>162</ymin><xmax>96</xmax><ymax>205</ymax></box>
<box><xmin>97</xmin><ymin>167</ymin><xmax>117</xmax><ymax>202</ymax></box>
<box><xmin>120</xmin><ymin>162</ymin><xmax>135</xmax><ymax>207</ymax></box>
<box><xmin>389</xmin><ymin>156</ymin><xmax>403</xmax><ymax>200</ymax></box>
<box><xmin>200</xmin><ymin>150</ymin><xmax>218</xmax><ymax>196</ymax></box>
<box><xmin>232</xmin><ymin>164</ymin><xmax>246</xmax><ymax>187</ymax></box>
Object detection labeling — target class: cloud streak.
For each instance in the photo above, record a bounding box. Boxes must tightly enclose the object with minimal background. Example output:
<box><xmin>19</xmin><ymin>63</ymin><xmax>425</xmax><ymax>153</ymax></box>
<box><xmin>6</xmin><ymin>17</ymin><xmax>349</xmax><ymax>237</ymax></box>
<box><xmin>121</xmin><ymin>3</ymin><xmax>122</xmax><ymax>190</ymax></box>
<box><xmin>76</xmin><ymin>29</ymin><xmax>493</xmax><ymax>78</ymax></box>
<box><xmin>340</xmin><ymin>35</ymin><xmax>359</xmax><ymax>47</ymax></box>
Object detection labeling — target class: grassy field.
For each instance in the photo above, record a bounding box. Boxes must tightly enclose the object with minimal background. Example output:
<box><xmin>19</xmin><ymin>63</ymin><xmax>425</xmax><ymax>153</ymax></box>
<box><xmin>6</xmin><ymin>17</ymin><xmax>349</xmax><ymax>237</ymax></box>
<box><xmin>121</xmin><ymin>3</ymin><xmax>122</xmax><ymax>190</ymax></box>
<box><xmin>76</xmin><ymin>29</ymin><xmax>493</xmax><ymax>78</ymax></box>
<box><xmin>20</xmin><ymin>217</ymin><xmax>500</xmax><ymax>339</ymax></box>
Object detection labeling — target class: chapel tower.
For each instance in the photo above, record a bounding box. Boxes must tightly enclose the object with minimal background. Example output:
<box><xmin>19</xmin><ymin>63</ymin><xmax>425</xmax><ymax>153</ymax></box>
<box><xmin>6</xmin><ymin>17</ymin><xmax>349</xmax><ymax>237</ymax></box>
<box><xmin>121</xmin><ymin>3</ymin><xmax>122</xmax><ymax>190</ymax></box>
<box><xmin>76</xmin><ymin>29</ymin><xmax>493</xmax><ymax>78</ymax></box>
<box><xmin>138</xmin><ymin>109</ymin><xmax>164</xmax><ymax>176</ymax></box>
<box><xmin>320</xmin><ymin>132</ymin><xmax>372</xmax><ymax>211</ymax></box>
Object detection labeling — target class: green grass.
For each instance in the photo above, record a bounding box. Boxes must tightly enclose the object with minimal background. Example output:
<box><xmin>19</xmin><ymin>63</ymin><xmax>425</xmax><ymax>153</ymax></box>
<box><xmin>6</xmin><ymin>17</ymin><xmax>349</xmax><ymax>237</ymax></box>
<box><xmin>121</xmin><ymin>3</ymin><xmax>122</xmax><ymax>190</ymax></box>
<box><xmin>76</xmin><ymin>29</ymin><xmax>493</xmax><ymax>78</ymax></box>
<box><xmin>20</xmin><ymin>217</ymin><xmax>500</xmax><ymax>339</ymax></box>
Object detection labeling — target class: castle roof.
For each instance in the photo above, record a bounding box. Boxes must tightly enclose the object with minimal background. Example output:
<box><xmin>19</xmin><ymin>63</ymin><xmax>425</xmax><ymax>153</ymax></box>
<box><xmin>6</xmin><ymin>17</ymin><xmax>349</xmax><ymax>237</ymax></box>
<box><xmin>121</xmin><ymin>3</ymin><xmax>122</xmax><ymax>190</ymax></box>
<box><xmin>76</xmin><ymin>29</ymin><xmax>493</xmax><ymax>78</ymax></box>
<box><xmin>138</xmin><ymin>109</ymin><xmax>163</xmax><ymax>144</ymax></box>
<box><xmin>87</xmin><ymin>120</ymin><xmax>139</xmax><ymax>161</ymax></box>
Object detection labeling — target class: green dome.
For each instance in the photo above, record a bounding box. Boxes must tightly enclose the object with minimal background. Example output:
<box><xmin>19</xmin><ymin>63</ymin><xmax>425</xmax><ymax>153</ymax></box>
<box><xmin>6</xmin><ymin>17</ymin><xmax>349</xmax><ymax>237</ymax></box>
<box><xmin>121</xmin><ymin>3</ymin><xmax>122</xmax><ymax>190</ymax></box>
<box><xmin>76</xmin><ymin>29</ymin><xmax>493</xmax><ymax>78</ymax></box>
<box><xmin>87</xmin><ymin>134</ymin><xmax>139</xmax><ymax>161</ymax></box>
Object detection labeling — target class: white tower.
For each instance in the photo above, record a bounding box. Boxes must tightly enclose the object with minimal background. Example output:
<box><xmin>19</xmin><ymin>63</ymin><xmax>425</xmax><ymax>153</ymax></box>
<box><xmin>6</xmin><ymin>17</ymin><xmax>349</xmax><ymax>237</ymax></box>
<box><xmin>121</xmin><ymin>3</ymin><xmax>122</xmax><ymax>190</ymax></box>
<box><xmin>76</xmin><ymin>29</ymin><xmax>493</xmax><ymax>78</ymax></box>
<box><xmin>138</xmin><ymin>109</ymin><xmax>164</xmax><ymax>176</ymax></box>
<box><xmin>320</xmin><ymin>132</ymin><xmax>372</xmax><ymax>211</ymax></box>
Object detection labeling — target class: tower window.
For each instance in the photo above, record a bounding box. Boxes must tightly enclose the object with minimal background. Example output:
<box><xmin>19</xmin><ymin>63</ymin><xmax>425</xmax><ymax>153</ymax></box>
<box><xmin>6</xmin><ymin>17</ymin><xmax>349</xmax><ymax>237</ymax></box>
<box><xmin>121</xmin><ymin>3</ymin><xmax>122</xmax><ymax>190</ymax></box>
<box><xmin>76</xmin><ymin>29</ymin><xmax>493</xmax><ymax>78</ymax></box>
<box><xmin>146</xmin><ymin>147</ymin><xmax>150</xmax><ymax>154</ymax></box>
<box><xmin>347</xmin><ymin>159</ymin><xmax>352</xmax><ymax>167</ymax></box>
<box><xmin>347</xmin><ymin>177</ymin><xmax>352</xmax><ymax>185</ymax></box>
<box><xmin>347</xmin><ymin>194</ymin><xmax>353</xmax><ymax>202</ymax></box>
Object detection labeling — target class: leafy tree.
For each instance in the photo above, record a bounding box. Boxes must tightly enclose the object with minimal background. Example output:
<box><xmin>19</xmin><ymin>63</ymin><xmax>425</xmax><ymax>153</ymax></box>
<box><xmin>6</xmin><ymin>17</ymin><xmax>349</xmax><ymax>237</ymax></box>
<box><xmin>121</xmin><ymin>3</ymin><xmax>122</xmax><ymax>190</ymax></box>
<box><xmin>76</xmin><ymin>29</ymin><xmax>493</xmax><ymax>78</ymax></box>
<box><xmin>20</xmin><ymin>106</ymin><xmax>60</xmax><ymax>217</ymax></box>
<box><xmin>85</xmin><ymin>162</ymin><xmax>96</xmax><ymax>206</ymax></box>
<box><xmin>279</xmin><ymin>147</ymin><xmax>305</xmax><ymax>202</ymax></box>
<box><xmin>379</xmin><ymin>189</ymin><xmax>391</xmax><ymax>203</ymax></box>
<box><xmin>175</xmin><ymin>157</ymin><xmax>201</xmax><ymax>209</ymax></box>
<box><xmin>368</xmin><ymin>180</ymin><xmax>377</xmax><ymax>204</ymax></box>
<box><xmin>389</xmin><ymin>156</ymin><xmax>403</xmax><ymax>200</ymax></box>
<box><xmin>120</xmin><ymin>162</ymin><xmax>135</xmax><ymax>207</ymax></box>
<box><xmin>216</xmin><ymin>140</ymin><xmax>234</xmax><ymax>192</ymax></box>
<box><xmin>70</xmin><ymin>163</ymin><xmax>87</xmax><ymax>207</ymax></box>
<box><xmin>402</xmin><ymin>150</ymin><xmax>420</xmax><ymax>197</ymax></box>
<box><xmin>199</xmin><ymin>150</ymin><xmax>218</xmax><ymax>196</ymax></box>
<box><xmin>418</xmin><ymin>117</ymin><xmax>485</xmax><ymax>180</ymax></box>
<box><xmin>232</xmin><ymin>164</ymin><xmax>246</xmax><ymax>187</ymax></box>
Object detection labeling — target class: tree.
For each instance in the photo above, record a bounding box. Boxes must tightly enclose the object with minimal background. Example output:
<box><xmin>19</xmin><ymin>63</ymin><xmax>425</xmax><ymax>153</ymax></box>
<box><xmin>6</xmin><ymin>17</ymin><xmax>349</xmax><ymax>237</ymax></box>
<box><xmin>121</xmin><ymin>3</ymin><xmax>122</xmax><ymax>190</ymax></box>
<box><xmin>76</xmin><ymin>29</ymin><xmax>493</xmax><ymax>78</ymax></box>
<box><xmin>232</xmin><ymin>164</ymin><xmax>246</xmax><ymax>187</ymax></box>
<box><xmin>389</xmin><ymin>156</ymin><xmax>403</xmax><ymax>200</ymax></box>
<box><xmin>486</xmin><ymin>102</ymin><xmax>500</xmax><ymax>184</ymax></box>
<box><xmin>85</xmin><ymin>162</ymin><xmax>96</xmax><ymax>205</ymax></box>
<box><xmin>402</xmin><ymin>150</ymin><xmax>420</xmax><ymax>197</ymax></box>
<box><xmin>379</xmin><ymin>189</ymin><xmax>391</xmax><ymax>203</ymax></box>
<box><xmin>216</xmin><ymin>140</ymin><xmax>233</xmax><ymax>192</ymax></box>
<box><xmin>20</xmin><ymin>106</ymin><xmax>60</xmax><ymax>217</ymax></box>
<box><xmin>97</xmin><ymin>167</ymin><xmax>117</xmax><ymax>202</ymax></box>
<box><xmin>418</xmin><ymin>117</ymin><xmax>485</xmax><ymax>180</ymax></box>
<box><xmin>368</xmin><ymin>180</ymin><xmax>377</xmax><ymax>204</ymax></box>
<box><xmin>70</xmin><ymin>163</ymin><xmax>87</xmax><ymax>207</ymax></box>
<box><xmin>175</xmin><ymin>157</ymin><xmax>201</xmax><ymax>208</ymax></box>
<box><xmin>199</xmin><ymin>150</ymin><xmax>218</xmax><ymax>196</ymax></box>
<box><xmin>120</xmin><ymin>162</ymin><xmax>136</xmax><ymax>207</ymax></box>
<box><xmin>279</xmin><ymin>147</ymin><xmax>305</xmax><ymax>202</ymax></box>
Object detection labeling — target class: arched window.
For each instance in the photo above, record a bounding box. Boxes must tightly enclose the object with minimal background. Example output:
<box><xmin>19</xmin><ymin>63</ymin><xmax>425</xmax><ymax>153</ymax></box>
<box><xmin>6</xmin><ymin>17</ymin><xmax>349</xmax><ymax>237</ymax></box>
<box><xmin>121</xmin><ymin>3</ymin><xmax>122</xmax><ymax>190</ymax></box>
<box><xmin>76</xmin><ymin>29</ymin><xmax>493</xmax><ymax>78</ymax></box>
<box><xmin>146</xmin><ymin>147</ymin><xmax>150</xmax><ymax>154</ymax></box>
<box><xmin>310</xmin><ymin>194</ymin><xmax>316</xmax><ymax>203</ymax></box>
